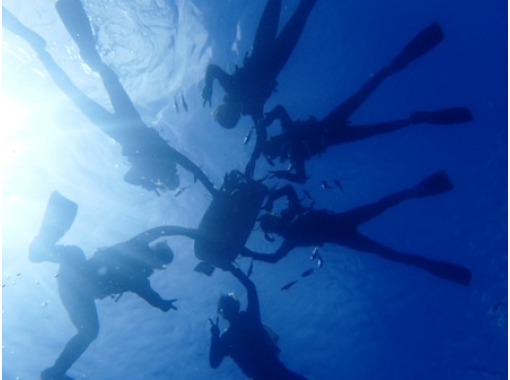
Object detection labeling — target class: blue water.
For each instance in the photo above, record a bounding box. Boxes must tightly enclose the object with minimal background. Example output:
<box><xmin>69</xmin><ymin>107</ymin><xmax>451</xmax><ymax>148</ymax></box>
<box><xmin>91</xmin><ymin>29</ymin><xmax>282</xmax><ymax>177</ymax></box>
<box><xmin>2</xmin><ymin>0</ymin><xmax>507</xmax><ymax>379</ymax></box>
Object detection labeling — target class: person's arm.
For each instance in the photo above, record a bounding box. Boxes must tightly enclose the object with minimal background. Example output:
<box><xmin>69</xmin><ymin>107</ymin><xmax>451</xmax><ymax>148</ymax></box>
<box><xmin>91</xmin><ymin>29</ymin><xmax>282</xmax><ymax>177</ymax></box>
<box><xmin>128</xmin><ymin>226</ymin><xmax>200</xmax><ymax>246</ymax></box>
<box><xmin>265</xmin><ymin>105</ymin><xmax>294</xmax><ymax>133</ymax></box>
<box><xmin>202</xmin><ymin>64</ymin><xmax>232</xmax><ymax>107</ymax></box>
<box><xmin>263</xmin><ymin>184</ymin><xmax>301</xmax><ymax>212</ymax></box>
<box><xmin>132</xmin><ymin>279</ymin><xmax>177</xmax><ymax>312</ymax></box>
<box><xmin>269</xmin><ymin>168</ymin><xmax>308</xmax><ymax>184</ymax></box>
<box><xmin>209</xmin><ymin>317</ymin><xmax>227</xmax><ymax>368</ymax></box>
<box><xmin>230</xmin><ymin>267</ymin><xmax>261</xmax><ymax>323</ymax></box>
<box><xmin>241</xmin><ymin>242</ymin><xmax>295</xmax><ymax>264</ymax></box>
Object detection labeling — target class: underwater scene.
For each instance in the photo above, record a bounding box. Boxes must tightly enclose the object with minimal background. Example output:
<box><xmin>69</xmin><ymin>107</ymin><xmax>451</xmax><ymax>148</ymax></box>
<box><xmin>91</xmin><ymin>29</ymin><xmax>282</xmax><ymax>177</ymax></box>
<box><xmin>2</xmin><ymin>0</ymin><xmax>507</xmax><ymax>379</ymax></box>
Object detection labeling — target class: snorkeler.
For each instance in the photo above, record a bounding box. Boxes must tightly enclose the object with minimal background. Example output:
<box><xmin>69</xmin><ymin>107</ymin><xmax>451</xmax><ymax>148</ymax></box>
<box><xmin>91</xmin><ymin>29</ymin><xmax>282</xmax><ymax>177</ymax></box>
<box><xmin>29</xmin><ymin>192</ymin><xmax>178</xmax><ymax>380</ymax></box>
<box><xmin>254</xmin><ymin>22</ymin><xmax>473</xmax><ymax>182</ymax></box>
<box><xmin>202</xmin><ymin>0</ymin><xmax>316</xmax><ymax>176</ymax></box>
<box><xmin>242</xmin><ymin>171</ymin><xmax>472</xmax><ymax>286</ymax></box>
<box><xmin>2</xmin><ymin>2</ymin><xmax>216</xmax><ymax>195</ymax></box>
<box><xmin>209</xmin><ymin>266</ymin><xmax>308</xmax><ymax>379</ymax></box>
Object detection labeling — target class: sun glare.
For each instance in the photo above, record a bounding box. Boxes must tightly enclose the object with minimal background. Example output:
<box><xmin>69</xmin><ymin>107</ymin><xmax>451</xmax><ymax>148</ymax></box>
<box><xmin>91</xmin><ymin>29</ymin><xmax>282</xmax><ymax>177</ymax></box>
<box><xmin>1</xmin><ymin>95</ymin><xmax>30</xmax><ymax>168</ymax></box>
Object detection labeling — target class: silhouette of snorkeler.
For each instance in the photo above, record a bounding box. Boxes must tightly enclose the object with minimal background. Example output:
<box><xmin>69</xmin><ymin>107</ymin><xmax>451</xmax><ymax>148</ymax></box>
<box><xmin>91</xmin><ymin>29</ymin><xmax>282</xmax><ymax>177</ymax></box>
<box><xmin>2</xmin><ymin>1</ymin><xmax>215</xmax><ymax>195</ymax></box>
<box><xmin>29</xmin><ymin>192</ymin><xmax>178</xmax><ymax>380</ymax></box>
<box><xmin>254</xmin><ymin>22</ymin><xmax>473</xmax><ymax>182</ymax></box>
<box><xmin>242</xmin><ymin>171</ymin><xmax>472</xmax><ymax>286</ymax></box>
<box><xmin>202</xmin><ymin>0</ymin><xmax>316</xmax><ymax>176</ymax></box>
<box><xmin>209</xmin><ymin>267</ymin><xmax>308</xmax><ymax>379</ymax></box>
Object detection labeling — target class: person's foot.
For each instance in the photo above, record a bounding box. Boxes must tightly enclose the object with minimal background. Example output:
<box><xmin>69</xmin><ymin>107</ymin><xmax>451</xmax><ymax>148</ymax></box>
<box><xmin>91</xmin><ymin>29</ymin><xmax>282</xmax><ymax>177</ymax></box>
<box><xmin>411</xmin><ymin>170</ymin><xmax>454</xmax><ymax>198</ymax></box>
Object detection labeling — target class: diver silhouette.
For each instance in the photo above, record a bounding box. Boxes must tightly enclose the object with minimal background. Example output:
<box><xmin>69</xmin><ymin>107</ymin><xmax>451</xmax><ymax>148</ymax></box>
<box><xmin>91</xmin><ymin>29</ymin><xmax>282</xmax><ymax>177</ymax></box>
<box><xmin>29</xmin><ymin>192</ymin><xmax>177</xmax><ymax>380</ymax></box>
<box><xmin>254</xmin><ymin>22</ymin><xmax>473</xmax><ymax>182</ymax></box>
<box><xmin>209</xmin><ymin>267</ymin><xmax>308</xmax><ymax>380</ymax></box>
<box><xmin>201</xmin><ymin>0</ymin><xmax>316</xmax><ymax>176</ymax></box>
<box><xmin>2</xmin><ymin>2</ymin><xmax>215</xmax><ymax>195</ymax></box>
<box><xmin>242</xmin><ymin>171</ymin><xmax>472</xmax><ymax>285</ymax></box>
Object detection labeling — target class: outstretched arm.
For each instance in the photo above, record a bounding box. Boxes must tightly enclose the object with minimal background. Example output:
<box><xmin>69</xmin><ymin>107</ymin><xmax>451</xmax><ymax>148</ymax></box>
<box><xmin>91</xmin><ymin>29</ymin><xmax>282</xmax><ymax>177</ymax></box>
<box><xmin>230</xmin><ymin>267</ymin><xmax>261</xmax><ymax>323</ymax></box>
<box><xmin>128</xmin><ymin>226</ymin><xmax>201</xmax><ymax>245</ymax></box>
<box><xmin>132</xmin><ymin>279</ymin><xmax>177</xmax><ymax>311</ymax></box>
<box><xmin>242</xmin><ymin>241</ymin><xmax>295</xmax><ymax>264</ymax></box>
<box><xmin>263</xmin><ymin>184</ymin><xmax>302</xmax><ymax>212</ymax></box>
<box><xmin>202</xmin><ymin>64</ymin><xmax>232</xmax><ymax>107</ymax></box>
<box><xmin>265</xmin><ymin>105</ymin><xmax>294</xmax><ymax>132</ymax></box>
<box><xmin>269</xmin><ymin>165</ymin><xmax>308</xmax><ymax>184</ymax></box>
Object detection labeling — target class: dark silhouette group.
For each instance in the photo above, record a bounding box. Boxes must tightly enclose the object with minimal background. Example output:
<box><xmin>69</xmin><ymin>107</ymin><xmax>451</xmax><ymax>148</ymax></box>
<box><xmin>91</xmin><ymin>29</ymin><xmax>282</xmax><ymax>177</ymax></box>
<box><xmin>4</xmin><ymin>0</ymin><xmax>474</xmax><ymax>379</ymax></box>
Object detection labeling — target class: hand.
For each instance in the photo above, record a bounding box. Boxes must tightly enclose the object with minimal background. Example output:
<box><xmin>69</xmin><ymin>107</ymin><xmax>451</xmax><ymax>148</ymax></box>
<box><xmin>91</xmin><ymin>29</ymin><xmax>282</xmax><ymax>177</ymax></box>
<box><xmin>202</xmin><ymin>85</ymin><xmax>212</xmax><ymax>107</ymax></box>
<box><xmin>209</xmin><ymin>317</ymin><xmax>220</xmax><ymax>337</ymax></box>
<box><xmin>161</xmin><ymin>299</ymin><xmax>178</xmax><ymax>311</ymax></box>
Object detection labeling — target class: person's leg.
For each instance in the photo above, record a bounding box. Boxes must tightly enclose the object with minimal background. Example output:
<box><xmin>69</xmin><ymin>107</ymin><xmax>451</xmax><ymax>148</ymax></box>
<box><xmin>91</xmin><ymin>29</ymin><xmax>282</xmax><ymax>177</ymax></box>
<box><xmin>55</xmin><ymin>0</ymin><xmax>142</xmax><ymax>123</ymax></box>
<box><xmin>325</xmin><ymin>119</ymin><xmax>412</xmax><ymax>145</ymax></box>
<box><xmin>321</xmin><ymin>66</ymin><xmax>393</xmax><ymax>127</ymax></box>
<box><xmin>340</xmin><ymin>232</ymin><xmax>471</xmax><ymax>285</ymax></box>
<box><xmin>339</xmin><ymin>188</ymin><xmax>415</xmax><ymax>228</ymax></box>
<box><xmin>266</xmin><ymin>0</ymin><xmax>316</xmax><ymax>77</ymax></box>
<box><xmin>2</xmin><ymin>7</ymin><xmax>114</xmax><ymax>129</ymax></box>
<box><xmin>251</xmin><ymin>0</ymin><xmax>282</xmax><ymax>59</ymax></box>
<box><xmin>42</xmin><ymin>252</ymin><xmax>99</xmax><ymax>378</ymax></box>
<box><xmin>339</xmin><ymin>171</ymin><xmax>453</xmax><ymax>227</ymax></box>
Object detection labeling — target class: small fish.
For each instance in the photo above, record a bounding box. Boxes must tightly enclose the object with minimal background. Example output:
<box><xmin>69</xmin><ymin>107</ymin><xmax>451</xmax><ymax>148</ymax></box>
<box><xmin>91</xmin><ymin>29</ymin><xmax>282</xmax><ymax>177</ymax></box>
<box><xmin>174</xmin><ymin>98</ymin><xmax>180</xmax><ymax>113</ymax></box>
<box><xmin>321</xmin><ymin>181</ymin><xmax>334</xmax><ymax>190</ymax></box>
<box><xmin>247</xmin><ymin>260</ymin><xmax>254</xmax><ymax>277</ymax></box>
<box><xmin>301</xmin><ymin>268</ymin><xmax>314</xmax><ymax>278</ymax></box>
<box><xmin>333</xmin><ymin>179</ymin><xmax>344</xmax><ymax>191</ymax></box>
<box><xmin>281</xmin><ymin>280</ymin><xmax>297</xmax><ymax>290</ymax></box>
<box><xmin>310</xmin><ymin>246</ymin><xmax>319</xmax><ymax>260</ymax></box>
<box><xmin>244</xmin><ymin>128</ymin><xmax>254</xmax><ymax>144</ymax></box>
<box><xmin>181</xmin><ymin>92</ymin><xmax>188</xmax><ymax>112</ymax></box>
<box><xmin>317</xmin><ymin>255</ymin><xmax>324</xmax><ymax>268</ymax></box>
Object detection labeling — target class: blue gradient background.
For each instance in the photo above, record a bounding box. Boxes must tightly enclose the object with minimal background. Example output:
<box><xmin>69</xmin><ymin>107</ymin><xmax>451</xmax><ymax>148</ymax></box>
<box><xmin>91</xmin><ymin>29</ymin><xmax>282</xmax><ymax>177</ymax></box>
<box><xmin>2</xmin><ymin>0</ymin><xmax>507</xmax><ymax>379</ymax></box>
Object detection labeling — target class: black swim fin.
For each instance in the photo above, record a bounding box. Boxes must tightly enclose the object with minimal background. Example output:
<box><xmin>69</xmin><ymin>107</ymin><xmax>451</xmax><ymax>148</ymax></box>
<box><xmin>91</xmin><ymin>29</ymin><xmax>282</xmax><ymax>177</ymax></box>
<box><xmin>421</xmin><ymin>258</ymin><xmax>471</xmax><ymax>285</ymax></box>
<box><xmin>411</xmin><ymin>170</ymin><xmax>454</xmax><ymax>198</ymax></box>
<box><xmin>37</xmin><ymin>191</ymin><xmax>78</xmax><ymax>245</ymax></box>
<box><xmin>391</xmin><ymin>22</ymin><xmax>444</xmax><ymax>72</ymax></box>
<box><xmin>411</xmin><ymin>107</ymin><xmax>473</xmax><ymax>125</ymax></box>
<box><xmin>55</xmin><ymin>0</ymin><xmax>101</xmax><ymax>69</ymax></box>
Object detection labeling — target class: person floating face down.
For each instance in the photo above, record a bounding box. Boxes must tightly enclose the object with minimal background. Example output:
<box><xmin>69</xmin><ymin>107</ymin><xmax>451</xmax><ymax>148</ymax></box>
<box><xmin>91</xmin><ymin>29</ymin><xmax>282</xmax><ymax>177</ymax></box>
<box><xmin>242</xmin><ymin>172</ymin><xmax>472</xmax><ymax>286</ymax></box>
<box><xmin>29</xmin><ymin>192</ymin><xmax>177</xmax><ymax>380</ymax></box>
<box><xmin>2</xmin><ymin>2</ymin><xmax>216</xmax><ymax>197</ymax></box>
<box><xmin>201</xmin><ymin>0</ymin><xmax>316</xmax><ymax>177</ymax></box>
<box><xmin>255</xmin><ymin>22</ymin><xmax>473</xmax><ymax>182</ymax></box>
<box><xmin>209</xmin><ymin>267</ymin><xmax>308</xmax><ymax>380</ymax></box>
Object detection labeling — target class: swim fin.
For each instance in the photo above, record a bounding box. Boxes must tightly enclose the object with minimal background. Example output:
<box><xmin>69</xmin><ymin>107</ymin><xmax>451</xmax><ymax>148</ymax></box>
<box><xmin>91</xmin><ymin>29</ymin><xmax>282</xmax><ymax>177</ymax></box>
<box><xmin>411</xmin><ymin>170</ymin><xmax>454</xmax><ymax>198</ymax></box>
<box><xmin>55</xmin><ymin>0</ymin><xmax>101</xmax><ymax>69</ymax></box>
<box><xmin>391</xmin><ymin>22</ymin><xmax>444</xmax><ymax>72</ymax></box>
<box><xmin>37</xmin><ymin>191</ymin><xmax>78</xmax><ymax>245</ymax></box>
<box><xmin>411</xmin><ymin>107</ymin><xmax>473</xmax><ymax>125</ymax></box>
<box><xmin>421</xmin><ymin>258</ymin><xmax>471</xmax><ymax>285</ymax></box>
